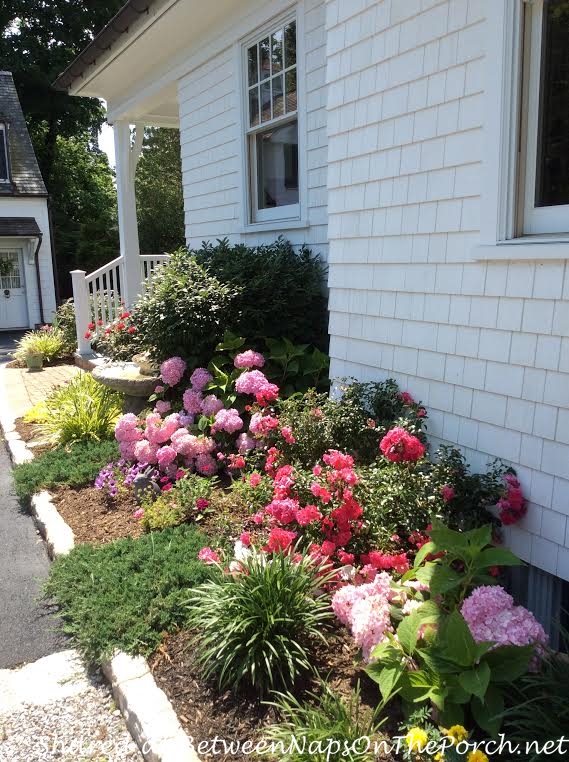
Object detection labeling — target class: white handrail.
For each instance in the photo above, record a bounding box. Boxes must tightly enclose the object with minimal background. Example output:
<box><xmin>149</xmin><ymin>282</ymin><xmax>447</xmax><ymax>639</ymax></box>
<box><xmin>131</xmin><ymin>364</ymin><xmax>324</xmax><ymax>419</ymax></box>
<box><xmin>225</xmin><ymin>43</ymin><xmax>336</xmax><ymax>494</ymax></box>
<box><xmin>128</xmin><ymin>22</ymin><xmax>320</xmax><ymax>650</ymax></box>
<box><xmin>85</xmin><ymin>256</ymin><xmax>124</xmax><ymax>284</ymax></box>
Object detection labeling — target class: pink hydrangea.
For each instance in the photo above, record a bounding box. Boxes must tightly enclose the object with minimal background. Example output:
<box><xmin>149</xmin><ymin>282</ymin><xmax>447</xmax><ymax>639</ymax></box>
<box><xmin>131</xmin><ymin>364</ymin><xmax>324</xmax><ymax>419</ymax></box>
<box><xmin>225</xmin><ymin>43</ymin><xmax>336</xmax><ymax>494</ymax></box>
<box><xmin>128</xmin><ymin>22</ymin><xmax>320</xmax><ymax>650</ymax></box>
<box><xmin>155</xmin><ymin>400</ymin><xmax>171</xmax><ymax>414</ymax></box>
<box><xmin>195</xmin><ymin>452</ymin><xmax>217</xmax><ymax>476</ymax></box>
<box><xmin>198</xmin><ymin>547</ymin><xmax>221</xmax><ymax>564</ymax></box>
<box><xmin>190</xmin><ymin>367</ymin><xmax>212</xmax><ymax>392</ymax></box>
<box><xmin>182</xmin><ymin>389</ymin><xmax>203</xmax><ymax>416</ymax></box>
<box><xmin>234</xmin><ymin>350</ymin><xmax>265</xmax><ymax>369</ymax></box>
<box><xmin>156</xmin><ymin>445</ymin><xmax>177</xmax><ymax>470</ymax></box>
<box><xmin>236</xmin><ymin>433</ymin><xmax>256</xmax><ymax>453</ymax></box>
<box><xmin>160</xmin><ymin>356</ymin><xmax>186</xmax><ymax>386</ymax></box>
<box><xmin>170</xmin><ymin>429</ymin><xmax>199</xmax><ymax>457</ymax></box>
<box><xmin>461</xmin><ymin>586</ymin><xmax>547</xmax><ymax>653</ymax></box>
<box><xmin>332</xmin><ymin>572</ymin><xmax>395</xmax><ymax>662</ymax></box>
<box><xmin>201</xmin><ymin>394</ymin><xmax>224</xmax><ymax>417</ymax></box>
<box><xmin>249</xmin><ymin>413</ymin><xmax>280</xmax><ymax>436</ymax></box>
<box><xmin>193</xmin><ymin>436</ymin><xmax>216</xmax><ymax>455</ymax></box>
<box><xmin>380</xmin><ymin>427</ymin><xmax>425</xmax><ymax>462</ymax></box>
<box><xmin>212</xmin><ymin>408</ymin><xmax>243</xmax><ymax>434</ymax></box>
<box><xmin>235</xmin><ymin>369</ymin><xmax>272</xmax><ymax>396</ymax></box>
<box><xmin>119</xmin><ymin>441</ymin><xmax>137</xmax><ymax>461</ymax></box>
<box><xmin>115</xmin><ymin>414</ymin><xmax>143</xmax><ymax>443</ymax></box>
<box><xmin>145</xmin><ymin>412</ymin><xmax>180</xmax><ymax>444</ymax></box>
<box><xmin>134</xmin><ymin>440</ymin><xmax>159</xmax><ymax>464</ymax></box>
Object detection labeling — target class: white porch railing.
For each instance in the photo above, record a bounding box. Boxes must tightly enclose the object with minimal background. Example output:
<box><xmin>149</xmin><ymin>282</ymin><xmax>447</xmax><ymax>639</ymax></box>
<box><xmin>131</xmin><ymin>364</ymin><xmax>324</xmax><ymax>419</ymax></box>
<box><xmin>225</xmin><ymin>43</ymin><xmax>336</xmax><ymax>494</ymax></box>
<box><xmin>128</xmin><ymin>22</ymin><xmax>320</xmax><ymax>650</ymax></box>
<box><xmin>71</xmin><ymin>254</ymin><xmax>170</xmax><ymax>354</ymax></box>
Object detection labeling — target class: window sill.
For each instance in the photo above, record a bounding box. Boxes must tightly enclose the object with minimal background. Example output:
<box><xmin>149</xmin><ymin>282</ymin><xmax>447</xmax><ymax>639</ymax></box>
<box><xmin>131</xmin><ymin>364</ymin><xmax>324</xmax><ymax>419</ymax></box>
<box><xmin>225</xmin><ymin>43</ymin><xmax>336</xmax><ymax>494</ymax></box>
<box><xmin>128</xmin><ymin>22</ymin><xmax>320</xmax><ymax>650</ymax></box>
<box><xmin>239</xmin><ymin>218</ymin><xmax>309</xmax><ymax>235</ymax></box>
<box><xmin>472</xmin><ymin>238</ymin><xmax>569</xmax><ymax>261</ymax></box>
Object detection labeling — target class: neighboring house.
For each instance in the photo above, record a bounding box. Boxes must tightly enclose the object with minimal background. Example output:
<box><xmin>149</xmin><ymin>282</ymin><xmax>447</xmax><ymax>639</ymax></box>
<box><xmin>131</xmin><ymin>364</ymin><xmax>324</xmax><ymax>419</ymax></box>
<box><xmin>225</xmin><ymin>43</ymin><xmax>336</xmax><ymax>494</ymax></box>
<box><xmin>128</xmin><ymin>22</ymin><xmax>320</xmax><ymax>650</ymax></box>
<box><xmin>0</xmin><ymin>71</ymin><xmax>57</xmax><ymax>330</ymax></box>
<box><xmin>56</xmin><ymin>0</ymin><xmax>569</xmax><ymax>632</ymax></box>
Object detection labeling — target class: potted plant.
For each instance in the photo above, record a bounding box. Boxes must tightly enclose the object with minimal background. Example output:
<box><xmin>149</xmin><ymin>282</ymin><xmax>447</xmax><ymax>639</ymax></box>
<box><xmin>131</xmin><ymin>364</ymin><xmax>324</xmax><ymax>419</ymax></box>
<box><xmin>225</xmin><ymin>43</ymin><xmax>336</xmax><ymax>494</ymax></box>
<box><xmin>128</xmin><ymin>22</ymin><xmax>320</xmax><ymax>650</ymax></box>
<box><xmin>25</xmin><ymin>351</ymin><xmax>43</xmax><ymax>371</ymax></box>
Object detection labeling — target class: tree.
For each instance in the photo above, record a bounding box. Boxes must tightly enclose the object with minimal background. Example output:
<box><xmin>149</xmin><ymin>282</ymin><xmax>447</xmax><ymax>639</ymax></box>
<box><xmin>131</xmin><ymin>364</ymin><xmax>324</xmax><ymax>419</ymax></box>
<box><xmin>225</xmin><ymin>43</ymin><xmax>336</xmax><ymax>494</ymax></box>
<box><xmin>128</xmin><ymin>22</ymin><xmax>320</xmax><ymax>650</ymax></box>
<box><xmin>136</xmin><ymin>128</ymin><xmax>185</xmax><ymax>255</ymax></box>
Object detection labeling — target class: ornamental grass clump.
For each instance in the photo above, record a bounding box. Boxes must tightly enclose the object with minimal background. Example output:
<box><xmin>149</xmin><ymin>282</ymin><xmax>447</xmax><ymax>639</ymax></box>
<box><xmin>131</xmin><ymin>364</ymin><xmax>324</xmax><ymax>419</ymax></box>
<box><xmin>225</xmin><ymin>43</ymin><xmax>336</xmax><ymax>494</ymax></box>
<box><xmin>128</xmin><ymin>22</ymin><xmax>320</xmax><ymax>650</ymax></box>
<box><xmin>13</xmin><ymin>327</ymin><xmax>67</xmax><ymax>365</ymax></box>
<box><xmin>41</xmin><ymin>372</ymin><xmax>123</xmax><ymax>445</ymax></box>
<box><xmin>186</xmin><ymin>550</ymin><xmax>334</xmax><ymax>696</ymax></box>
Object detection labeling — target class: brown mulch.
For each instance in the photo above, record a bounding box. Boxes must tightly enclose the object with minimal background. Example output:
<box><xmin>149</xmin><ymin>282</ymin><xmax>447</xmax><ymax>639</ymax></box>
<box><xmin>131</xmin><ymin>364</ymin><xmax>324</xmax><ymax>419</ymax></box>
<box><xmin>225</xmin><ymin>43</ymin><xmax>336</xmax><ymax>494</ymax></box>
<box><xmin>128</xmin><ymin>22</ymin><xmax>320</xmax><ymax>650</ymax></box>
<box><xmin>50</xmin><ymin>484</ymin><xmax>143</xmax><ymax>544</ymax></box>
<box><xmin>14</xmin><ymin>418</ymin><xmax>52</xmax><ymax>457</ymax></box>
<box><xmin>149</xmin><ymin>627</ymin><xmax>397</xmax><ymax>762</ymax></box>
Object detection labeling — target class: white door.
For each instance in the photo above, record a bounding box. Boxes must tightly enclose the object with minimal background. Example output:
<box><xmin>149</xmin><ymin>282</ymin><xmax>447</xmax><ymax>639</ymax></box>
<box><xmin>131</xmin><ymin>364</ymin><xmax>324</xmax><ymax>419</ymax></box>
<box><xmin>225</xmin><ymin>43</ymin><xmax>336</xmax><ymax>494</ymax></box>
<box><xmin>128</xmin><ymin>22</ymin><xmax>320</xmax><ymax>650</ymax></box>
<box><xmin>0</xmin><ymin>250</ymin><xmax>29</xmax><ymax>330</ymax></box>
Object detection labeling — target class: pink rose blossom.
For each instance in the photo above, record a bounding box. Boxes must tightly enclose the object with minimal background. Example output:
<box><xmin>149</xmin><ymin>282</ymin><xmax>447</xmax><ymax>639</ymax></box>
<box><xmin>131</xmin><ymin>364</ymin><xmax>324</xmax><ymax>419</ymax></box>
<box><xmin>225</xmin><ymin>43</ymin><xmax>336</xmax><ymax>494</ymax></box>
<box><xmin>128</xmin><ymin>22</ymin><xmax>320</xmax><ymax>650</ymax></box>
<box><xmin>380</xmin><ymin>427</ymin><xmax>425</xmax><ymax>462</ymax></box>
<box><xmin>441</xmin><ymin>484</ymin><xmax>456</xmax><ymax>502</ymax></box>
<box><xmin>198</xmin><ymin>547</ymin><xmax>221</xmax><ymax>564</ymax></box>
<box><xmin>280</xmin><ymin>426</ymin><xmax>296</xmax><ymax>444</ymax></box>
<box><xmin>249</xmin><ymin>472</ymin><xmax>262</xmax><ymax>487</ymax></box>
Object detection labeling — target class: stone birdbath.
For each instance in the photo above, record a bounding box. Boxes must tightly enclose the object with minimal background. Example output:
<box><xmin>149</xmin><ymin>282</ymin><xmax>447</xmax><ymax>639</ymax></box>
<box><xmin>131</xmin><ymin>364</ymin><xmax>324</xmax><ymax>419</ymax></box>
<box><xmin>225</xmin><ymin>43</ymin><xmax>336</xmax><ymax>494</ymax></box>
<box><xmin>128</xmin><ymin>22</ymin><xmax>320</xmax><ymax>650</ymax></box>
<box><xmin>92</xmin><ymin>360</ymin><xmax>160</xmax><ymax>414</ymax></box>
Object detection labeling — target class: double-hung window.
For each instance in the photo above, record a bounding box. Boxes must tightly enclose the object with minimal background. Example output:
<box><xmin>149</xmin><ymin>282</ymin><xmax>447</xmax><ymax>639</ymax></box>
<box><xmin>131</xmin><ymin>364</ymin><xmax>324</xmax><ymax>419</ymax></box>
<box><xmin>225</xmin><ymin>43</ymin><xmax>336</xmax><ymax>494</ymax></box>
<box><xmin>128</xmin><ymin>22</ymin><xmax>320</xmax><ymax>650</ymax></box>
<box><xmin>244</xmin><ymin>18</ymin><xmax>299</xmax><ymax>224</ymax></box>
<box><xmin>520</xmin><ymin>0</ymin><xmax>569</xmax><ymax>235</ymax></box>
<box><xmin>0</xmin><ymin>124</ymin><xmax>9</xmax><ymax>183</ymax></box>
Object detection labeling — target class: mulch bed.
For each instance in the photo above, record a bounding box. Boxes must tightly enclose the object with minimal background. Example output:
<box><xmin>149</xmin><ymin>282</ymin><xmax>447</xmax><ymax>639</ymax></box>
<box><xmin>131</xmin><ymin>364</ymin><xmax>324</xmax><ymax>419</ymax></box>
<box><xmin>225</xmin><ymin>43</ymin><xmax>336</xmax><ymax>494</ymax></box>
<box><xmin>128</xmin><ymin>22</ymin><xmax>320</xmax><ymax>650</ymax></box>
<box><xmin>51</xmin><ymin>484</ymin><xmax>143</xmax><ymax>544</ymax></box>
<box><xmin>14</xmin><ymin>418</ymin><xmax>52</xmax><ymax>457</ymax></box>
<box><xmin>149</xmin><ymin>627</ymin><xmax>397</xmax><ymax>762</ymax></box>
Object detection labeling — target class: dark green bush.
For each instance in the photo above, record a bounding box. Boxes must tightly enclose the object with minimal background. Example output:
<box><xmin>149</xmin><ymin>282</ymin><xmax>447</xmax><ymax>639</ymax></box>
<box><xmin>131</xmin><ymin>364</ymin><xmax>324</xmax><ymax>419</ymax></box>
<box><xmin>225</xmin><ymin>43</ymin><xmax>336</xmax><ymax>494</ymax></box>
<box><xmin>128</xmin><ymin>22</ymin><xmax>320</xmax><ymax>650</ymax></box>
<box><xmin>52</xmin><ymin>298</ymin><xmax>78</xmax><ymax>354</ymax></box>
<box><xmin>195</xmin><ymin>237</ymin><xmax>328</xmax><ymax>350</ymax></box>
<box><xmin>132</xmin><ymin>248</ymin><xmax>239</xmax><ymax>363</ymax></box>
<box><xmin>13</xmin><ymin>439</ymin><xmax>120</xmax><ymax>501</ymax></box>
<box><xmin>44</xmin><ymin>525</ymin><xmax>216</xmax><ymax>662</ymax></box>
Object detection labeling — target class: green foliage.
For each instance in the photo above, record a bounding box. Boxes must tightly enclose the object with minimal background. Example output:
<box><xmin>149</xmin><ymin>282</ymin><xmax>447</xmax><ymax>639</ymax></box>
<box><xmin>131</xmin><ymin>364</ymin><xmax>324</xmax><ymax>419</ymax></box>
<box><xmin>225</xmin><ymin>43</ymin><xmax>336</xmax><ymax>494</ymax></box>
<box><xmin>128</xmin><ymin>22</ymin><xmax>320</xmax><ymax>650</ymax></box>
<box><xmin>136</xmin><ymin>128</ymin><xmax>184</xmax><ymax>255</ymax></box>
<box><xmin>499</xmin><ymin>639</ymin><xmax>569</xmax><ymax>761</ymax></box>
<box><xmin>405</xmin><ymin>519</ymin><xmax>521</xmax><ymax>607</ymax></box>
<box><xmin>13</xmin><ymin>439</ymin><xmax>120</xmax><ymax>501</ymax></box>
<box><xmin>142</xmin><ymin>474</ymin><xmax>217</xmax><ymax>531</ymax></box>
<box><xmin>131</xmin><ymin>249</ymin><xmax>239</xmax><ymax>364</ymax></box>
<box><xmin>264</xmin><ymin>682</ymin><xmax>385</xmax><ymax>761</ymax></box>
<box><xmin>13</xmin><ymin>328</ymin><xmax>68</xmax><ymax>365</ymax></box>
<box><xmin>186</xmin><ymin>550</ymin><xmax>334</xmax><ymax>695</ymax></box>
<box><xmin>44</xmin><ymin>526</ymin><xmax>215</xmax><ymax>662</ymax></box>
<box><xmin>40</xmin><ymin>372</ymin><xmax>122</xmax><ymax>445</ymax></box>
<box><xmin>194</xmin><ymin>237</ymin><xmax>328</xmax><ymax>350</ymax></box>
<box><xmin>52</xmin><ymin>298</ymin><xmax>78</xmax><ymax>353</ymax></box>
<box><xmin>230</xmin><ymin>472</ymin><xmax>275</xmax><ymax>514</ymax></box>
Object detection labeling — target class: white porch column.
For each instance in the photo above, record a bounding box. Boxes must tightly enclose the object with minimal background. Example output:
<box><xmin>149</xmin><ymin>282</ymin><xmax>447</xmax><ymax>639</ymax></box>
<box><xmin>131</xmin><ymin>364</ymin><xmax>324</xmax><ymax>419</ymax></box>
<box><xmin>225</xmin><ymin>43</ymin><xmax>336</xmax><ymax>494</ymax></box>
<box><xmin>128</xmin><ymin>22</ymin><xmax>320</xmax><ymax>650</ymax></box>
<box><xmin>113</xmin><ymin>120</ymin><xmax>144</xmax><ymax>309</ymax></box>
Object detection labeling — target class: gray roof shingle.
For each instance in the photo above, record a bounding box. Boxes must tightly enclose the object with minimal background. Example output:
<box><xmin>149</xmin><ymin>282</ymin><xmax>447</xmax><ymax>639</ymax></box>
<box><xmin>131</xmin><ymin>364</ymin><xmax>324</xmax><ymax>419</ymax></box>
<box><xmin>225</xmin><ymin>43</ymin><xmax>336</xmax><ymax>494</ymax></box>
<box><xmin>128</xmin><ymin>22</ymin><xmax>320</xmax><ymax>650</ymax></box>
<box><xmin>0</xmin><ymin>217</ymin><xmax>42</xmax><ymax>237</ymax></box>
<box><xmin>0</xmin><ymin>71</ymin><xmax>47</xmax><ymax>197</ymax></box>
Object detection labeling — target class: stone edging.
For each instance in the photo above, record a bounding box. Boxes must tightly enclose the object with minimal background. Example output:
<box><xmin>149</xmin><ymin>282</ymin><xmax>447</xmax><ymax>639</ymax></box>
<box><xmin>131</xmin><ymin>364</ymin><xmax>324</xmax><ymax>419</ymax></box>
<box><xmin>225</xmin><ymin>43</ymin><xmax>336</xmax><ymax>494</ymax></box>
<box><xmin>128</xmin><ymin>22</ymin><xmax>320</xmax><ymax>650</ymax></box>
<box><xmin>0</xmin><ymin>367</ymin><xmax>198</xmax><ymax>762</ymax></box>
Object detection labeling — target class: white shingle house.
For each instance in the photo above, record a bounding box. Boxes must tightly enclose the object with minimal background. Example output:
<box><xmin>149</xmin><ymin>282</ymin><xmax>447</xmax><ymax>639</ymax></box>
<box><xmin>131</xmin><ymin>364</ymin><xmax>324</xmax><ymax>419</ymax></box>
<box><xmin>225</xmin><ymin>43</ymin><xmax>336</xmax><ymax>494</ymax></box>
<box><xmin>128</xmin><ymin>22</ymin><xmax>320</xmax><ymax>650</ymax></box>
<box><xmin>57</xmin><ymin>0</ymin><xmax>569</xmax><ymax>623</ymax></box>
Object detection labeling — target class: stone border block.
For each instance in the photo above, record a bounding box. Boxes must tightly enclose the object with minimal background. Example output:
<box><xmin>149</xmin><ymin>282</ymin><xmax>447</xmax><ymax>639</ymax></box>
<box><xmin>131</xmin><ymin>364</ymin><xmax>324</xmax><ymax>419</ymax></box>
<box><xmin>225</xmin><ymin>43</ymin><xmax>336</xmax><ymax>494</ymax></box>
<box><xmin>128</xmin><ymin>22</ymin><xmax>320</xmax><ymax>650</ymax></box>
<box><xmin>31</xmin><ymin>491</ymin><xmax>75</xmax><ymax>559</ymax></box>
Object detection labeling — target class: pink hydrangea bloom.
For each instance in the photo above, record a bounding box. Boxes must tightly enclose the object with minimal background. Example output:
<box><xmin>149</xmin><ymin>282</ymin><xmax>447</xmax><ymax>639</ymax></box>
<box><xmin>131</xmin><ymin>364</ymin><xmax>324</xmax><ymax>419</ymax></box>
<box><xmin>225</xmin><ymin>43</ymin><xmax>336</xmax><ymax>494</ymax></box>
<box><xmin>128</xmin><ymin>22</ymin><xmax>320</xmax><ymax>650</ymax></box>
<box><xmin>134</xmin><ymin>440</ymin><xmax>159</xmax><ymax>464</ymax></box>
<box><xmin>236</xmin><ymin>433</ymin><xmax>256</xmax><ymax>453</ymax></box>
<box><xmin>115</xmin><ymin>414</ymin><xmax>143</xmax><ymax>443</ymax></box>
<box><xmin>193</xmin><ymin>436</ymin><xmax>216</xmax><ymax>455</ymax></box>
<box><xmin>156</xmin><ymin>445</ymin><xmax>177</xmax><ymax>470</ymax></box>
<box><xmin>201</xmin><ymin>394</ymin><xmax>224</xmax><ymax>417</ymax></box>
<box><xmin>234</xmin><ymin>350</ymin><xmax>265</xmax><ymax>369</ymax></box>
<box><xmin>195</xmin><ymin>452</ymin><xmax>217</xmax><ymax>476</ymax></box>
<box><xmin>181</xmin><ymin>388</ymin><xmax>203</xmax><ymax>416</ymax></box>
<box><xmin>198</xmin><ymin>547</ymin><xmax>221</xmax><ymax>564</ymax></box>
<box><xmin>461</xmin><ymin>586</ymin><xmax>547</xmax><ymax>653</ymax></box>
<box><xmin>155</xmin><ymin>400</ymin><xmax>171</xmax><ymax>414</ymax></box>
<box><xmin>145</xmin><ymin>412</ymin><xmax>180</xmax><ymax>444</ymax></box>
<box><xmin>212</xmin><ymin>408</ymin><xmax>243</xmax><ymax>434</ymax></box>
<box><xmin>235</xmin><ymin>369</ymin><xmax>272</xmax><ymax>396</ymax></box>
<box><xmin>170</xmin><ymin>429</ymin><xmax>199</xmax><ymax>458</ymax></box>
<box><xmin>249</xmin><ymin>413</ymin><xmax>280</xmax><ymax>436</ymax></box>
<box><xmin>160</xmin><ymin>356</ymin><xmax>186</xmax><ymax>386</ymax></box>
<box><xmin>154</xmin><ymin>385</ymin><xmax>165</xmax><ymax>394</ymax></box>
<box><xmin>380</xmin><ymin>427</ymin><xmax>425</xmax><ymax>462</ymax></box>
<box><xmin>119</xmin><ymin>441</ymin><xmax>137</xmax><ymax>461</ymax></box>
<box><xmin>190</xmin><ymin>367</ymin><xmax>212</xmax><ymax>392</ymax></box>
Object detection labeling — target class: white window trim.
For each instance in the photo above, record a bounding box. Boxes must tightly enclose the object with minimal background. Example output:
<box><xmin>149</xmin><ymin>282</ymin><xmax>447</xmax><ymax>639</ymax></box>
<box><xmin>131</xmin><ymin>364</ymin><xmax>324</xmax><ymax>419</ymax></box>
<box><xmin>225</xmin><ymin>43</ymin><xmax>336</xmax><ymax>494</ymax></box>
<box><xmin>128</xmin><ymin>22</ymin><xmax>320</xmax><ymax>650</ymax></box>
<box><xmin>474</xmin><ymin>0</ymin><xmax>569</xmax><ymax>261</ymax></box>
<box><xmin>236</xmin><ymin>2</ymin><xmax>309</xmax><ymax>233</ymax></box>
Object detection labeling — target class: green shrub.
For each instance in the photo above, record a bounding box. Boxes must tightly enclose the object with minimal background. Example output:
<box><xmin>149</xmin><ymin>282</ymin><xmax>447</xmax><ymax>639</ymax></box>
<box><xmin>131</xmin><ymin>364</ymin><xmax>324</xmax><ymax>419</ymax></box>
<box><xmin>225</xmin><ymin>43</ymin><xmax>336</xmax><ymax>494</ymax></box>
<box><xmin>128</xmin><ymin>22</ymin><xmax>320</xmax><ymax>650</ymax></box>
<box><xmin>44</xmin><ymin>525</ymin><xmax>216</xmax><ymax>662</ymax></box>
<box><xmin>142</xmin><ymin>474</ymin><xmax>217</xmax><ymax>531</ymax></box>
<box><xmin>186</xmin><ymin>550</ymin><xmax>334</xmax><ymax>695</ymax></box>
<box><xmin>13</xmin><ymin>439</ymin><xmax>120</xmax><ymax>501</ymax></box>
<box><xmin>264</xmin><ymin>683</ymin><xmax>385</xmax><ymax>762</ymax></box>
<box><xmin>195</xmin><ymin>237</ymin><xmax>328</xmax><ymax>350</ymax></box>
<box><xmin>13</xmin><ymin>328</ymin><xmax>68</xmax><ymax>365</ymax></box>
<box><xmin>40</xmin><ymin>372</ymin><xmax>123</xmax><ymax>446</ymax></box>
<box><xmin>132</xmin><ymin>248</ymin><xmax>238</xmax><ymax>363</ymax></box>
<box><xmin>52</xmin><ymin>298</ymin><xmax>78</xmax><ymax>354</ymax></box>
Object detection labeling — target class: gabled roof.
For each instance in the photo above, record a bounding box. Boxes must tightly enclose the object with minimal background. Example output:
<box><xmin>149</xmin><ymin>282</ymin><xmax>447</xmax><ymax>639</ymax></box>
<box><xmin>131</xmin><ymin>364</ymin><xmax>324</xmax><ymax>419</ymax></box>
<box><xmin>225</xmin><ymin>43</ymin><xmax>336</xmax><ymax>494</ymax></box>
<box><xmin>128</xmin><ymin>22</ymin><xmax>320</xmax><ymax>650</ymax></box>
<box><xmin>0</xmin><ymin>72</ymin><xmax>47</xmax><ymax>197</ymax></box>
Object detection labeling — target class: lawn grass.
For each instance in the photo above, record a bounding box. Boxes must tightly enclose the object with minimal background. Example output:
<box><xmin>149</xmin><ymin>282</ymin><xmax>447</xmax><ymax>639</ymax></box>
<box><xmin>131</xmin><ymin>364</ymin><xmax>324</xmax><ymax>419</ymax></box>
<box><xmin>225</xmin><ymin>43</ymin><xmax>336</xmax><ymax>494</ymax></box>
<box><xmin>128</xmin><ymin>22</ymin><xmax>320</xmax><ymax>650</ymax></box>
<box><xmin>13</xmin><ymin>439</ymin><xmax>119</xmax><ymax>501</ymax></box>
<box><xmin>43</xmin><ymin>525</ymin><xmax>217</xmax><ymax>662</ymax></box>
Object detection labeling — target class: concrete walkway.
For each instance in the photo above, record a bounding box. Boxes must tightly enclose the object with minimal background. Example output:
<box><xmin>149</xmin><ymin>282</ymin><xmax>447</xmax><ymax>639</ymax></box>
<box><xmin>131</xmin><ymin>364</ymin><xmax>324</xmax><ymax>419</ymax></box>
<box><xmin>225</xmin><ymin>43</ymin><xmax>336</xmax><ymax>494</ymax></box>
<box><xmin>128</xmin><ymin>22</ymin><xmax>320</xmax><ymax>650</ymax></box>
<box><xmin>2</xmin><ymin>362</ymin><xmax>79</xmax><ymax>419</ymax></box>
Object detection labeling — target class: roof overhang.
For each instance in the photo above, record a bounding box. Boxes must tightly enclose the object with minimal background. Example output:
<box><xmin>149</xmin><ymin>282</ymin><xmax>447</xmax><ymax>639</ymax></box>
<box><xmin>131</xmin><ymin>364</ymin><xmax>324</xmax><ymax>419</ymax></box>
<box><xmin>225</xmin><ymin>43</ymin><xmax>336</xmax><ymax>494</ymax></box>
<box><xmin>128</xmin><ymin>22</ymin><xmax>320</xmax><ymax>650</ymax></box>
<box><xmin>0</xmin><ymin>217</ymin><xmax>42</xmax><ymax>237</ymax></box>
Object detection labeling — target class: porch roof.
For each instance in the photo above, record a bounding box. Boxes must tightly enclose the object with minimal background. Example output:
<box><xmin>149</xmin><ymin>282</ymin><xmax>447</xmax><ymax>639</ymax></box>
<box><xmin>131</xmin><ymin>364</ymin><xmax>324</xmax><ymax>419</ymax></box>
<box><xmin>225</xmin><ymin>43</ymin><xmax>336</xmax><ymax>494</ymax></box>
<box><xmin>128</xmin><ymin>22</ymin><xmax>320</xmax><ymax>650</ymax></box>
<box><xmin>0</xmin><ymin>217</ymin><xmax>42</xmax><ymax>238</ymax></box>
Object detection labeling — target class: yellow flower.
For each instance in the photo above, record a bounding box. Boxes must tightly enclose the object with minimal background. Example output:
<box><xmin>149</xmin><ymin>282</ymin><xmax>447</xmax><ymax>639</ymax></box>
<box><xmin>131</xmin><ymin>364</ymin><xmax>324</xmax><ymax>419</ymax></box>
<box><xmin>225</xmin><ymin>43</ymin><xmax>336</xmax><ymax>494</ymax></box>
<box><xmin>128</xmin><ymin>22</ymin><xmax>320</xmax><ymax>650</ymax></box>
<box><xmin>446</xmin><ymin>725</ymin><xmax>469</xmax><ymax>745</ymax></box>
<box><xmin>467</xmin><ymin>751</ymin><xmax>489</xmax><ymax>762</ymax></box>
<box><xmin>405</xmin><ymin>727</ymin><xmax>428</xmax><ymax>751</ymax></box>
<box><xmin>434</xmin><ymin>754</ymin><xmax>445</xmax><ymax>761</ymax></box>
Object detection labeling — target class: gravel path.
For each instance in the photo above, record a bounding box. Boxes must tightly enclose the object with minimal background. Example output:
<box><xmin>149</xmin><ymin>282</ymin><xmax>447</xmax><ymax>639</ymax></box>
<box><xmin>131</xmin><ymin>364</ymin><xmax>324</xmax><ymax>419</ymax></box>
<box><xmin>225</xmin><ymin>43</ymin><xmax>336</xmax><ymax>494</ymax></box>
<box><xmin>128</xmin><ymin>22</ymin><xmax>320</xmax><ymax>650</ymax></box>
<box><xmin>0</xmin><ymin>651</ymin><xmax>143</xmax><ymax>762</ymax></box>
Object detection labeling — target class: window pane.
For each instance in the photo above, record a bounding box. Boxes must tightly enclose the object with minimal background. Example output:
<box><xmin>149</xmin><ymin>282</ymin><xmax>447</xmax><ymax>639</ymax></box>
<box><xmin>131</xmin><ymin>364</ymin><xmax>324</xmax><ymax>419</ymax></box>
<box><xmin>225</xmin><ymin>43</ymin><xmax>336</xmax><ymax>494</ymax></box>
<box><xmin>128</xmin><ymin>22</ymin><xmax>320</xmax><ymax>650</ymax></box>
<box><xmin>259</xmin><ymin>37</ymin><xmax>271</xmax><ymax>80</ymax></box>
<box><xmin>247</xmin><ymin>45</ymin><xmax>258</xmax><ymax>86</ymax></box>
<box><xmin>249</xmin><ymin>87</ymin><xmax>259</xmax><ymax>127</ymax></box>
<box><xmin>271</xmin><ymin>29</ymin><xmax>283</xmax><ymax>73</ymax></box>
<box><xmin>260</xmin><ymin>79</ymin><xmax>271</xmax><ymax>122</ymax></box>
<box><xmin>284</xmin><ymin>21</ymin><xmax>296</xmax><ymax>68</ymax></box>
<box><xmin>256</xmin><ymin>120</ymin><xmax>299</xmax><ymax>210</ymax></box>
<box><xmin>0</xmin><ymin>253</ymin><xmax>20</xmax><ymax>289</ymax></box>
<box><xmin>536</xmin><ymin>0</ymin><xmax>569</xmax><ymax>207</ymax></box>
<box><xmin>285</xmin><ymin>69</ymin><xmax>297</xmax><ymax>113</ymax></box>
<box><xmin>272</xmin><ymin>74</ymin><xmax>284</xmax><ymax>119</ymax></box>
<box><xmin>0</xmin><ymin>129</ymin><xmax>7</xmax><ymax>181</ymax></box>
